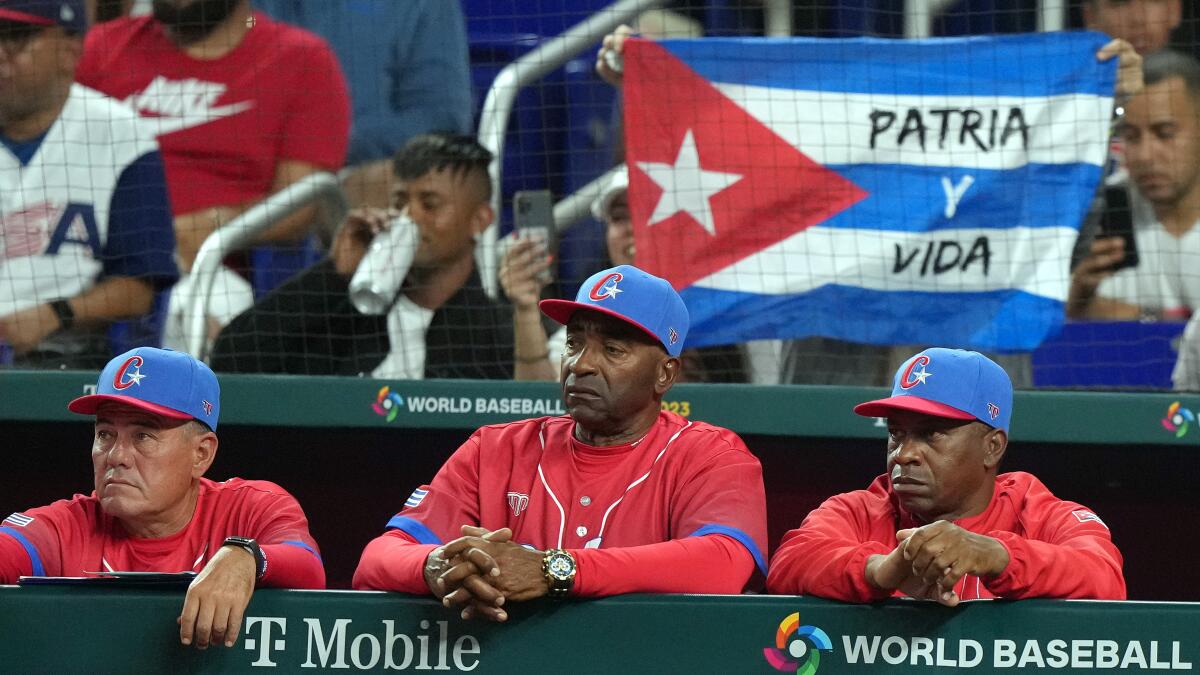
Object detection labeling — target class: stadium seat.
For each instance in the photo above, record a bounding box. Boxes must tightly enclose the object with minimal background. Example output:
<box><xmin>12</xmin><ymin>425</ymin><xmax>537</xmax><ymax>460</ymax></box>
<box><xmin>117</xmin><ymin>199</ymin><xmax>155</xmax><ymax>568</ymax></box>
<box><xmin>1031</xmin><ymin>321</ymin><xmax>1187</xmax><ymax>389</ymax></box>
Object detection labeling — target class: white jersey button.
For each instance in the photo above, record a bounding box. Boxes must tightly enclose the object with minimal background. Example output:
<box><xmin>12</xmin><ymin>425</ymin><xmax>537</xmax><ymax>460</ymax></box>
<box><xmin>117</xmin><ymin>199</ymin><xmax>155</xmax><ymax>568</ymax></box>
<box><xmin>576</xmin><ymin>526</ymin><xmax>588</xmax><ymax>537</ymax></box>
<box><xmin>580</xmin><ymin>496</ymin><xmax>592</xmax><ymax>506</ymax></box>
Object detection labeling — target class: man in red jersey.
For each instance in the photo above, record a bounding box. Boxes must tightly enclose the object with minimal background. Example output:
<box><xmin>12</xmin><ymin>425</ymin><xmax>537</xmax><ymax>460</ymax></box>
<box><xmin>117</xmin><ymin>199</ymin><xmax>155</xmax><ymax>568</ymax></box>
<box><xmin>74</xmin><ymin>0</ymin><xmax>349</xmax><ymax>345</ymax></box>
<box><xmin>0</xmin><ymin>346</ymin><xmax>323</xmax><ymax>647</ymax></box>
<box><xmin>767</xmin><ymin>348</ymin><xmax>1126</xmax><ymax>604</ymax></box>
<box><xmin>75</xmin><ymin>0</ymin><xmax>349</xmax><ymax>269</ymax></box>
<box><xmin>354</xmin><ymin>265</ymin><xmax>768</xmax><ymax>620</ymax></box>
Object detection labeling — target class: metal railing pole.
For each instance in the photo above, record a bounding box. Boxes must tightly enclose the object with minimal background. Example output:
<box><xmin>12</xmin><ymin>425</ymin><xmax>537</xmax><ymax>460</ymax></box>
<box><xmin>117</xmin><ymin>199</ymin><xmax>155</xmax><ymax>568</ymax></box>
<box><xmin>185</xmin><ymin>172</ymin><xmax>348</xmax><ymax>359</ymax></box>
<box><xmin>476</xmin><ymin>0</ymin><xmax>668</xmax><ymax>298</ymax></box>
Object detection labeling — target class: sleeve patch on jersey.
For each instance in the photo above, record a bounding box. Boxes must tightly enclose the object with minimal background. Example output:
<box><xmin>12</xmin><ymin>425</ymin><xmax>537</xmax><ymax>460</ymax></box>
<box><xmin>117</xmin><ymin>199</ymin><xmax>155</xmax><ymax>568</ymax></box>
<box><xmin>1072</xmin><ymin>509</ymin><xmax>1108</xmax><ymax>528</ymax></box>
<box><xmin>688</xmin><ymin>524</ymin><xmax>768</xmax><ymax>576</ymax></box>
<box><xmin>2</xmin><ymin>513</ymin><xmax>33</xmax><ymax>528</ymax></box>
<box><xmin>404</xmin><ymin>488</ymin><xmax>429</xmax><ymax>509</ymax></box>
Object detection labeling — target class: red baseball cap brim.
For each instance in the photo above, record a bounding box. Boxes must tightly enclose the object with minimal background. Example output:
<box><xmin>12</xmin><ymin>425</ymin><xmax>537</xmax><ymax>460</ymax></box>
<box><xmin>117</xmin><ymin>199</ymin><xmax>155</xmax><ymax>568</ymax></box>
<box><xmin>539</xmin><ymin>299</ymin><xmax>663</xmax><ymax>347</ymax></box>
<box><xmin>0</xmin><ymin>9</ymin><xmax>56</xmax><ymax>25</ymax></box>
<box><xmin>68</xmin><ymin>394</ymin><xmax>194</xmax><ymax>421</ymax></box>
<box><xmin>853</xmin><ymin>395</ymin><xmax>976</xmax><ymax>421</ymax></box>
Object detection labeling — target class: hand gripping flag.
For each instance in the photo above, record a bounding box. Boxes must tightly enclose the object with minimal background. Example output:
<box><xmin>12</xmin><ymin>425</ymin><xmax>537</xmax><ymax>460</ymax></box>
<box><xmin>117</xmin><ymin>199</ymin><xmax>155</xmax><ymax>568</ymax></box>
<box><xmin>624</xmin><ymin>33</ymin><xmax>1115</xmax><ymax>351</ymax></box>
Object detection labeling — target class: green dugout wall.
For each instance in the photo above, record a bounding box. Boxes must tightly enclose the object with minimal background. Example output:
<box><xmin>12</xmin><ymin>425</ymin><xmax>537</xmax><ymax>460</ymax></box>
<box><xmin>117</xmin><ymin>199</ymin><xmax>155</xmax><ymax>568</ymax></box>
<box><xmin>2</xmin><ymin>373</ymin><xmax>1197</xmax><ymax>598</ymax></box>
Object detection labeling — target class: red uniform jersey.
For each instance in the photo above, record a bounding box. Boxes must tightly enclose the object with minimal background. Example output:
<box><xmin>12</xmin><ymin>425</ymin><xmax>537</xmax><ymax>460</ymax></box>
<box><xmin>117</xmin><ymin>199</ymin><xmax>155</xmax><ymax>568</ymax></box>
<box><xmin>76</xmin><ymin>13</ymin><xmax>349</xmax><ymax>215</ymax></box>
<box><xmin>0</xmin><ymin>478</ymin><xmax>324</xmax><ymax>588</ymax></box>
<box><xmin>355</xmin><ymin>411</ymin><xmax>768</xmax><ymax>596</ymax></box>
<box><xmin>767</xmin><ymin>471</ymin><xmax>1125</xmax><ymax>601</ymax></box>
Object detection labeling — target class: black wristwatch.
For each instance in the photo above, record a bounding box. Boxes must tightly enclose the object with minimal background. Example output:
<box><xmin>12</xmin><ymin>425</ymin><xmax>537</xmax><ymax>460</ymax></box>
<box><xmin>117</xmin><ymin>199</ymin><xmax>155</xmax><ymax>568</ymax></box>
<box><xmin>49</xmin><ymin>299</ymin><xmax>75</xmax><ymax>331</ymax></box>
<box><xmin>223</xmin><ymin>536</ymin><xmax>266</xmax><ymax>579</ymax></box>
<box><xmin>542</xmin><ymin>549</ymin><xmax>576</xmax><ymax>599</ymax></box>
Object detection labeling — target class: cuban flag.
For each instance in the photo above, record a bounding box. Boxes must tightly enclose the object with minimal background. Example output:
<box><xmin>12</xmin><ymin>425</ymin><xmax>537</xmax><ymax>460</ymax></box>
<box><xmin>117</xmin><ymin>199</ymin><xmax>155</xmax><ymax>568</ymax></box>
<box><xmin>624</xmin><ymin>33</ymin><xmax>1115</xmax><ymax>351</ymax></box>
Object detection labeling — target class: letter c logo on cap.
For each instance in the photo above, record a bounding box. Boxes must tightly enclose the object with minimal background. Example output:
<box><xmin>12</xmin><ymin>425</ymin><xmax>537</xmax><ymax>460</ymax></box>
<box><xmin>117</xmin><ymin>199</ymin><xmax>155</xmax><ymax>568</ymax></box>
<box><xmin>899</xmin><ymin>355</ymin><xmax>932</xmax><ymax>390</ymax></box>
<box><xmin>113</xmin><ymin>356</ymin><xmax>146</xmax><ymax>390</ymax></box>
<box><xmin>588</xmin><ymin>272</ymin><xmax>624</xmax><ymax>301</ymax></box>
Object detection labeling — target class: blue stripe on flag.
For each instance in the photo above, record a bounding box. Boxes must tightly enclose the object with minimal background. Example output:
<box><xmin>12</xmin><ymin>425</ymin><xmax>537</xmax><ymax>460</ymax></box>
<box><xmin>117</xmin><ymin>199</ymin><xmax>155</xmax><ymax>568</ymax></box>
<box><xmin>659</xmin><ymin>32</ymin><xmax>1116</xmax><ymax>97</ymax></box>
<box><xmin>385</xmin><ymin>516</ymin><xmax>443</xmax><ymax>545</ymax></box>
<box><xmin>689</xmin><ymin>524</ymin><xmax>768</xmax><ymax>576</ymax></box>
<box><xmin>820</xmin><ymin>163</ymin><xmax>1101</xmax><ymax>233</ymax></box>
<box><xmin>681</xmin><ymin>285</ymin><xmax>1065</xmax><ymax>352</ymax></box>
<box><xmin>0</xmin><ymin>527</ymin><xmax>45</xmax><ymax>576</ymax></box>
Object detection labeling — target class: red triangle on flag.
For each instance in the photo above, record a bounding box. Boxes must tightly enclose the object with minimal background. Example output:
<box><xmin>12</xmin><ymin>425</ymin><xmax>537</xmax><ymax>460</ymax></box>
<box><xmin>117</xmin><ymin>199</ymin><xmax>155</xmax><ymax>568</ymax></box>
<box><xmin>623</xmin><ymin>39</ymin><xmax>868</xmax><ymax>290</ymax></box>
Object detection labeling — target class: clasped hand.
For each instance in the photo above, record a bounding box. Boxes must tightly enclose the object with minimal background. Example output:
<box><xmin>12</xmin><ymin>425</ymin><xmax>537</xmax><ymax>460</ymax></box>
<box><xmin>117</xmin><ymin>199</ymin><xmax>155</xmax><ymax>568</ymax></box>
<box><xmin>866</xmin><ymin>521</ymin><xmax>1010</xmax><ymax>607</ymax></box>
<box><xmin>424</xmin><ymin>525</ymin><xmax>549</xmax><ymax>622</ymax></box>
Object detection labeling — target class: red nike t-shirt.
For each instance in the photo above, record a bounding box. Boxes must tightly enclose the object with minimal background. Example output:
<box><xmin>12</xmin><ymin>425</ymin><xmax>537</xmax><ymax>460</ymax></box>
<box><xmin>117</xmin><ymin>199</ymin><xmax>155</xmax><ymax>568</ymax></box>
<box><xmin>76</xmin><ymin>13</ymin><xmax>350</xmax><ymax>215</ymax></box>
<box><xmin>0</xmin><ymin>478</ymin><xmax>324</xmax><ymax>588</ymax></box>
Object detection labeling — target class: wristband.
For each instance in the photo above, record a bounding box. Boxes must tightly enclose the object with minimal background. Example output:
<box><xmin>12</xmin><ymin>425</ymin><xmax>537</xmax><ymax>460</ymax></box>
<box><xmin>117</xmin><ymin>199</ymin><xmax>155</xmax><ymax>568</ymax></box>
<box><xmin>49</xmin><ymin>299</ymin><xmax>75</xmax><ymax>331</ymax></box>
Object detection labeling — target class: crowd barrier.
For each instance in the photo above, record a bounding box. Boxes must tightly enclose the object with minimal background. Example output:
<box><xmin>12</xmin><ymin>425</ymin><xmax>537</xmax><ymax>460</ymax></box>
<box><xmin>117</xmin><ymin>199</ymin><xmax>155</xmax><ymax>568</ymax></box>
<box><xmin>3</xmin><ymin>373</ymin><xmax>1198</xmax><ymax>599</ymax></box>
<box><xmin>1</xmin><ymin>586</ymin><xmax>1195</xmax><ymax>673</ymax></box>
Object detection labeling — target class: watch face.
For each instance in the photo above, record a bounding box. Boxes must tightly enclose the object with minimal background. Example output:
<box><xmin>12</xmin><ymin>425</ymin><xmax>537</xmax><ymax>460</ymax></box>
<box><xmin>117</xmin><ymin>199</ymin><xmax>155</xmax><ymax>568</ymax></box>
<box><xmin>547</xmin><ymin>553</ymin><xmax>575</xmax><ymax>579</ymax></box>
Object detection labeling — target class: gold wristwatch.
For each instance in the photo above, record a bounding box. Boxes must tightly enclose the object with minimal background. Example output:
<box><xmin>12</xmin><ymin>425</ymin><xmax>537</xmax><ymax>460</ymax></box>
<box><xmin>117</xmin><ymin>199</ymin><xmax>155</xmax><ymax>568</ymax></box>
<box><xmin>542</xmin><ymin>549</ymin><xmax>576</xmax><ymax>599</ymax></box>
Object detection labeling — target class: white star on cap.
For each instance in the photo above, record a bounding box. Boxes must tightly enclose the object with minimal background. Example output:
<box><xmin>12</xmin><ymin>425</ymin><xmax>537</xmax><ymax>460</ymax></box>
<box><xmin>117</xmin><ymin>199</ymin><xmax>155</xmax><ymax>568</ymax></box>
<box><xmin>910</xmin><ymin>367</ymin><xmax>931</xmax><ymax>385</ymax></box>
<box><xmin>125</xmin><ymin>368</ymin><xmax>146</xmax><ymax>386</ymax></box>
<box><xmin>637</xmin><ymin>129</ymin><xmax>742</xmax><ymax>236</ymax></box>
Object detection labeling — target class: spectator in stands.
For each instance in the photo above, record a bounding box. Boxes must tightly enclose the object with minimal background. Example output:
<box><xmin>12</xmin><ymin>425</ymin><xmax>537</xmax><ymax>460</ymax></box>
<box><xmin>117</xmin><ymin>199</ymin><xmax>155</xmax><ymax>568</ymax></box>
<box><xmin>74</xmin><ymin>0</ymin><xmax>350</xmax><ymax>347</ymax></box>
<box><xmin>1084</xmin><ymin>0</ymin><xmax>1181</xmax><ymax>56</ymax></box>
<box><xmin>353</xmin><ymin>265</ymin><xmax>767</xmax><ymax>618</ymax></box>
<box><xmin>1069</xmin><ymin>50</ymin><xmax>1200</xmax><ymax>321</ymax></box>
<box><xmin>253</xmin><ymin>0</ymin><xmax>472</xmax><ymax>210</ymax></box>
<box><xmin>500</xmin><ymin>167</ymin><xmax>747</xmax><ymax>382</ymax></box>
<box><xmin>0</xmin><ymin>0</ymin><xmax>176</xmax><ymax>368</ymax></box>
<box><xmin>0</xmin><ymin>347</ymin><xmax>324</xmax><ymax>647</ymax></box>
<box><xmin>767</xmin><ymin>348</ymin><xmax>1126</xmax><ymax>603</ymax></box>
<box><xmin>210</xmin><ymin>133</ymin><xmax>513</xmax><ymax>379</ymax></box>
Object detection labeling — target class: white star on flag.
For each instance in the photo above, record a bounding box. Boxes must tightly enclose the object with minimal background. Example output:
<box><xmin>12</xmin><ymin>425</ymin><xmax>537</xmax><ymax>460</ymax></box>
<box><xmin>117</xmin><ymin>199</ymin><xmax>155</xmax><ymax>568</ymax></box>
<box><xmin>637</xmin><ymin>129</ymin><xmax>742</xmax><ymax>236</ymax></box>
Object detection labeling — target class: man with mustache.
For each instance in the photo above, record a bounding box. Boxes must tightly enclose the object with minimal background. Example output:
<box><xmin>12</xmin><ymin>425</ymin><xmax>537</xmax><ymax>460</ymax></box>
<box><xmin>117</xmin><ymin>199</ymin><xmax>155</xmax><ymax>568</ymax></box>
<box><xmin>74</xmin><ymin>0</ymin><xmax>350</xmax><ymax>344</ymax></box>
<box><xmin>353</xmin><ymin>265</ymin><xmax>768</xmax><ymax>620</ymax></box>
<box><xmin>767</xmin><ymin>348</ymin><xmax>1125</xmax><ymax>604</ymax></box>
<box><xmin>1070</xmin><ymin>50</ymin><xmax>1200</xmax><ymax>321</ymax></box>
<box><xmin>0</xmin><ymin>347</ymin><xmax>324</xmax><ymax>646</ymax></box>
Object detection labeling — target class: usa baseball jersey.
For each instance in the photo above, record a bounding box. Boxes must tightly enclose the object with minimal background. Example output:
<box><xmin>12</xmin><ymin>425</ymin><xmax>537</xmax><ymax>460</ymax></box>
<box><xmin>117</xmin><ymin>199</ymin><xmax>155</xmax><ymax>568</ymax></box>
<box><xmin>76</xmin><ymin>13</ymin><xmax>350</xmax><ymax>215</ymax></box>
<box><xmin>0</xmin><ymin>478</ymin><xmax>322</xmax><ymax>586</ymax></box>
<box><xmin>768</xmin><ymin>471</ymin><xmax>1125</xmax><ymax>600</ymax></box>
<box><xmin>387</xmin><ymin>411</ymin><xmax>769</xmax><ymax>575</ymax></box>
<box><xmin>0</xmin><ymin>84</ymin><xmax>176</xmax><ymax>317</ymax></box>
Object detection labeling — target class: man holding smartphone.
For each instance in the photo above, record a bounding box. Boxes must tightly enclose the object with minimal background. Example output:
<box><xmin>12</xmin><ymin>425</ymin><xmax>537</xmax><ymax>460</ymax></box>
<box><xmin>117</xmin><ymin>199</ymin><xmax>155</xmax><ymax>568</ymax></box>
<box><xmin>1069</xmin><ymin>50</ymin><xmax>1200</xmax><ymax>321</ymax></box>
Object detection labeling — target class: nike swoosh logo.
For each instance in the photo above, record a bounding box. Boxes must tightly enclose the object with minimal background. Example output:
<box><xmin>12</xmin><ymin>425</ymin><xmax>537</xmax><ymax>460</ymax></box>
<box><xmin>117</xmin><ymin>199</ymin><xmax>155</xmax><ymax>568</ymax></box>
<box><xmin>136</xmin><ymin>101</ymin><xmax>255</xmax><ymax>137</ymax></box>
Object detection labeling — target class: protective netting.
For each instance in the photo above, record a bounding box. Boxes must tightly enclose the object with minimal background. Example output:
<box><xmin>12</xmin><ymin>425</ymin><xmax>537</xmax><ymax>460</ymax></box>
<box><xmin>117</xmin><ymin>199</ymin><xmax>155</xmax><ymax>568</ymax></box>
<box><xmin>1</xmin><ymin>1</ymin><xmax>1197</xmax><ymax>390</ymax></box>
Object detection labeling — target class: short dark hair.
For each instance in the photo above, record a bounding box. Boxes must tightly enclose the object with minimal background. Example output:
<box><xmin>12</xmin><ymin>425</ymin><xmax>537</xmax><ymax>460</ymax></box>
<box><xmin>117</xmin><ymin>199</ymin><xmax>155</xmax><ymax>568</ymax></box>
<box><xmin>392</xmin><ymin>133</ymin><xmax>493</xmax><ymax>200</ymax></box>
<box><xmin>1143</xmin><ymin>50</ymin><xmax>1200</xmax><ymax>102</ymax></box>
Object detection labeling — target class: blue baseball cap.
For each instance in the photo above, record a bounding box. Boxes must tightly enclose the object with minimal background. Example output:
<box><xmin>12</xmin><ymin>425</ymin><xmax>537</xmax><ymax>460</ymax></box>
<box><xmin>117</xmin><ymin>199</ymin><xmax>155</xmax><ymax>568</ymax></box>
<box><xmin>0</xmin><ymin>0</ymin><xmax>87</xmax><ymax>34</ymax></box>
<box><xmin>539</xmin><ymin>265</ymin><xmax>689</xmax><ymax>357</ymax></box>
<box><xmin>853</xmin><ymin>348</ymin><xmax>1013</xmax><ymax>433</ymax></box>
<box><xmin>69</xmin><ymin>347</ymin><xmax>221</xmax><ymax>431</ymax></box>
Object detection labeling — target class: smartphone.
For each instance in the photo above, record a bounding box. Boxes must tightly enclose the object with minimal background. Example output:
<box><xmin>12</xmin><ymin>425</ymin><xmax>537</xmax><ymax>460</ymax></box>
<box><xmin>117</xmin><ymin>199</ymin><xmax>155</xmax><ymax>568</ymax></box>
<box><xmin>513</xmin><ymin>190</ymin><xmax>557</xmax><ymax>284</ymax></box>
<box><xmin>1098</xmin><ymin>186</ymin><xmax>1139</xmax><ymax>271</ymax></box>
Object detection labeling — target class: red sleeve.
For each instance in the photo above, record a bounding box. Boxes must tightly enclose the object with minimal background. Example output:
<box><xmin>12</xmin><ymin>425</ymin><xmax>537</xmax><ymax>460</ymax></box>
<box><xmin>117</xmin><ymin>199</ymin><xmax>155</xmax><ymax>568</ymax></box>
<box><xmin>0</xmin><ymin>533</ymin><xmax>34</xmax><ymax>583</ymax></box>
<box><xmin>383</xmin><ymin>434</ymin><xmax>482</xmax><ymax>546</ymax></box>
<box><xmin>572</xmin><ymin>533</ymin><xmax>753</xmax><ymax>597</ymax></box>
<box><xmin>352</xmin><ymin>529</ymin><xmax>437</xmax><ymax>593</ymax></box>
<box><xmin>766</xmin><ymin>489</ymin><xmax>894</xmax><ymax>602</ymax></box>
<box><xmin>667</xmin><ymin>425</ymin><xmax>769</xmax><ymax>580</ymax></box>
<box><xmin>984</xmin><ymin>487</ymin><xmax>1125</xmax><ymax>600</ymax></box>
<box><xmin>278</xmin><ymin>34</ymin><xmax>350</xmax><ymax>169</ymax></box>
<box><xmin>0</xmin><ymin>499</ymin><xmax>94</xmax><ymax>581</ymax></box>
<box><xmin>237</xmin><ymin>484</ymin><xmax>325</xmax><ymax>589</ymax></box>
